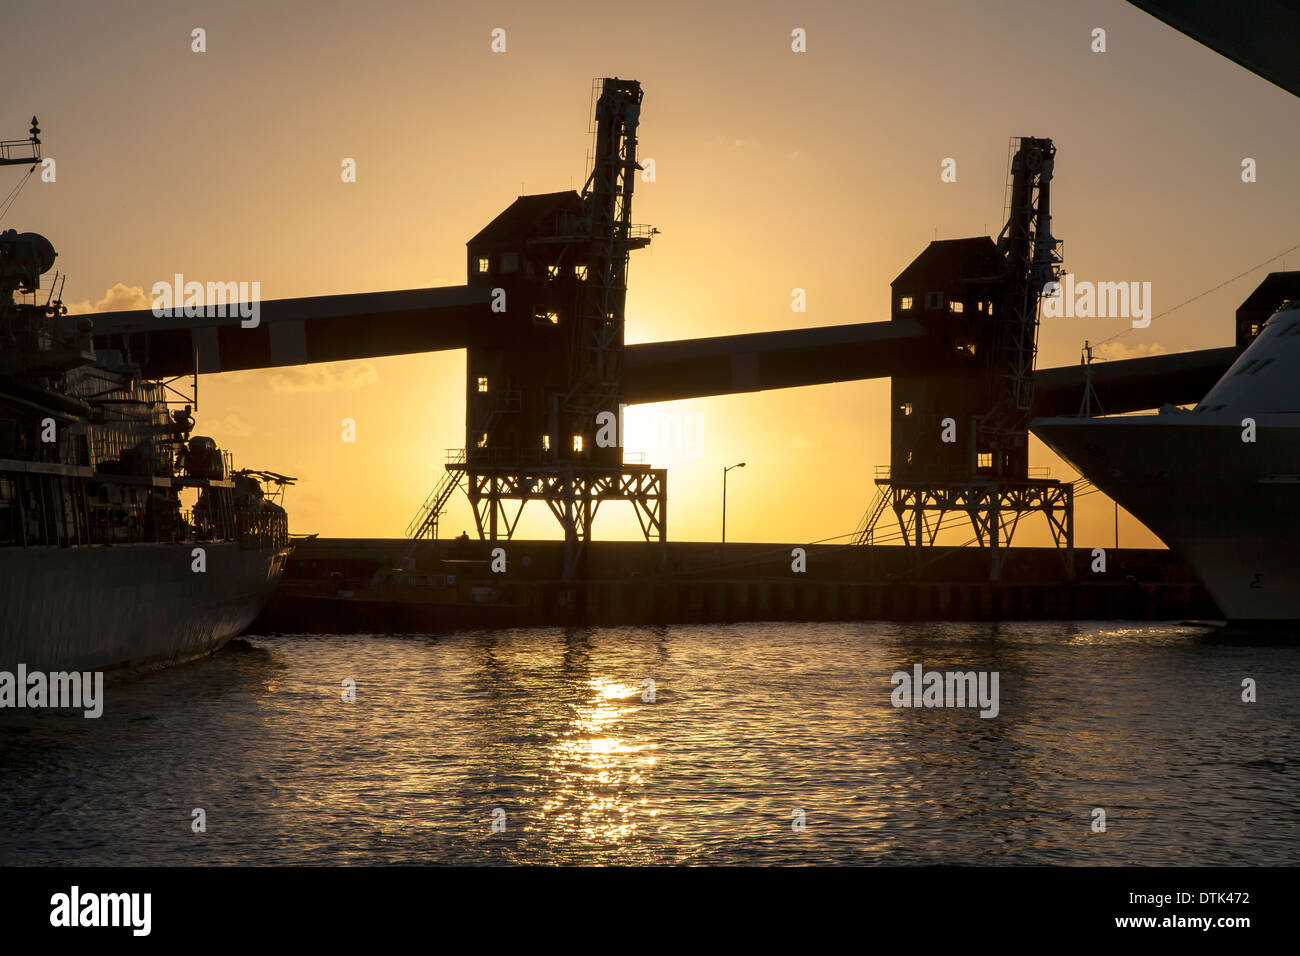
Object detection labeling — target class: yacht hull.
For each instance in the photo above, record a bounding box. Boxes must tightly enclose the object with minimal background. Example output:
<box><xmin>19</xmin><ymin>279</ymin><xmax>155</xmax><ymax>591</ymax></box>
<box><xmin>1031</xmin><ymin>414</ymin><xmax>1300</xmax><ymax>622</ymax></box>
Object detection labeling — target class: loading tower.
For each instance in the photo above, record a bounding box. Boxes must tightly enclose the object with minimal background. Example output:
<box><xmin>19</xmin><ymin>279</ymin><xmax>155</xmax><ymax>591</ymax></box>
<box><xmin>410</xmin><ymin>79</ymin><xmax>665</xmax><ymax>577</ymax></box>
<box><xmin>861</xmin><ymin>137</ymin><xmax>1072</xmax><ymax>579</ymax></box>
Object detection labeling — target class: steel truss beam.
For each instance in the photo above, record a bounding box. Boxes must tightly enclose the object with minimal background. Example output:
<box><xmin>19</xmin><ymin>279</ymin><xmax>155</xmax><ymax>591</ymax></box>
<box><xmin>449</xmin><ymin>463</ymin><xmax>666</xmax><ymax>577</ymax></box>
<box><xmin>878</xmin><ymin>479</ymin><xmax>1073</xmax><ymax>581</ymax></box>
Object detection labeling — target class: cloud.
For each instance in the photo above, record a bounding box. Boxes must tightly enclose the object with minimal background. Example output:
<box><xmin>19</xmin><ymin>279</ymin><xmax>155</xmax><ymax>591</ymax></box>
<box><xmin>1093</xmin><ymin>341</ymin><xmax>1168</xmax><ymax>362</ymax></box>
<box><xmin>269</xmin><ymin>361</ymin><xmax>379</xmax><ymax>393</ymax></box>
<box><xmin>64</xmin><ymin>282</ymin><xmax>152</xmax><ymax>315</ymax></box>
<box><xmin>710</xmin><ymin>134</ymin><xmax>761</xmax><ymax>152</ymax></box>
<box><xmin>204</xmin><ymin>414</ymin><xmax>254</xmax><ymax>438</ymax></box>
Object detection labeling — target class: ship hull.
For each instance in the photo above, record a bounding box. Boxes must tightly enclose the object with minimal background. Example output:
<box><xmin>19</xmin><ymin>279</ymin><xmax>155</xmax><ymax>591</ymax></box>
<box><xmin>0</xmin><ymin>542</ymin><xmax>290</xmax><ymax>672</ymax></box>
<box><xmin>1031</xmin><ymin>414</ymin><xmax>1300</xmax><ymax>622</ymax></box>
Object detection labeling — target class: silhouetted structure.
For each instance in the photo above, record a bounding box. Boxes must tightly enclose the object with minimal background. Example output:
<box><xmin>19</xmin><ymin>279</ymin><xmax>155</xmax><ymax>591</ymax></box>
<box><xmin>861</xmin><ymin>138</ymin><xmax>1072</xmax><ymax>580</ymax></box>
<box><xmin>1</xmin><ymin>117</ymin><xmax>293</xmax><ymax>673</ymax></box>
<box><xmin>406</xmin><ymin>79</ymin><xmax>664</xmax><ymax>577</ymax></box>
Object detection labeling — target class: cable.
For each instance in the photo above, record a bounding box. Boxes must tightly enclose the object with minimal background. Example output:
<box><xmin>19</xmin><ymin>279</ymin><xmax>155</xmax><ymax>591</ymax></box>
<box><xmin>0</xmin><ymin>164</ymin><xmax>35</xmax><ymax>221</ymax></box>
<box><xmin>1091</xmin><ymin>238</ymin><xmax>1300</xmax><ymax>349</ymax></box>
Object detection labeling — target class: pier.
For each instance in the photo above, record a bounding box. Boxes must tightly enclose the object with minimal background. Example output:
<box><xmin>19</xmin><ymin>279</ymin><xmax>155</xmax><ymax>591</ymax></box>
<box><xmin>253</xmin><ymin>538</ymin><xmax>1219</xmax><ymax>632</ymax></box>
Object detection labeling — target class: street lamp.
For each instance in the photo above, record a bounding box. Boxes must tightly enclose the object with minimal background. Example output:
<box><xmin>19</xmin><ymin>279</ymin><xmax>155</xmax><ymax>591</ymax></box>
<box><xmin>722</xmin><ymin>462</ymin><xmax>746</xmax><ymax>544</ymax></box>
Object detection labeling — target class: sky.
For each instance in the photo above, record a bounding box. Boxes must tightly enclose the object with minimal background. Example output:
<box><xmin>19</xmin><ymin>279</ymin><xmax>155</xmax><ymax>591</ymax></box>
<box><xmin>6</xmin><ymin>0</ymin><xmax>1300</xmax><ymax>548</ymax></box>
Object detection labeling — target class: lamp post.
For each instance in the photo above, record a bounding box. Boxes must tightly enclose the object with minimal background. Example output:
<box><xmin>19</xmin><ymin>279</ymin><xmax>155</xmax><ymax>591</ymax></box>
<box><xmin>722</xmin><ymin>462</ymin><xmax>746</xmax><ymax>544</ymax></box>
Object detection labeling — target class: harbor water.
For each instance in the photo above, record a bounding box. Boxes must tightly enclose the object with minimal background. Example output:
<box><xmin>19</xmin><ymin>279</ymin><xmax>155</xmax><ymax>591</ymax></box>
<box><xmin>0</xmin><ymin>621</ymin><xmax>1295</xmax><ymax>865</ymax></box>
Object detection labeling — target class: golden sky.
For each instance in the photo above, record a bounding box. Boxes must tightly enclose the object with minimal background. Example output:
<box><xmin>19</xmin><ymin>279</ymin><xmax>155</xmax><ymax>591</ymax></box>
<box><xmin>8</xmin><ymin>0</ymin><xmax>1300</xmax><ymax>548</ymax></box>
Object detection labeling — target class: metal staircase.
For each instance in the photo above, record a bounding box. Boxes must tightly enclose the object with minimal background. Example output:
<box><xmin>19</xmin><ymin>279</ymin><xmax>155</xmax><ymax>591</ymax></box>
<box><xmin>852</xmin><ymin>483</ymin><xmax>891</xmax><ymax>547</ymax></box>
<box><xmin>401</xmin><ymin>451</ymin><xmax>466</xmax><ymax>565</ymax></box>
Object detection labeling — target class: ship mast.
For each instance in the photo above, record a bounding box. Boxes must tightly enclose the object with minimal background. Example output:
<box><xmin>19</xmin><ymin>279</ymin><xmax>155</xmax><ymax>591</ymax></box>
<box><xmin>0</xmin><ymin>116</ymin><xmax>40</xmax><ymax>167</ymax></box>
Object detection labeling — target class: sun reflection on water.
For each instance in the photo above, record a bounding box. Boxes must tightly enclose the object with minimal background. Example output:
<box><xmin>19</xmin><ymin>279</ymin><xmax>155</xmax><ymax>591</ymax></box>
<box><xmin>538</xmin><ymin>679</ymin><xmax>657</xmax><ymax>844</ymax></box>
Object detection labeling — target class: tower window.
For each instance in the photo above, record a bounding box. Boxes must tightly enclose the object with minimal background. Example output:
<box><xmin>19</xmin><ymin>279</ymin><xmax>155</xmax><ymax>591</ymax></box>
<box><xmin>547</xmin><ymin>264</ymin><xmax>561</xmax><ymax>279</ymax></box>
<box><xmin>542</xmin><ymin>434</ymin><xmax>551</xmax><ymax>451</ymax></box>
<box><xmin>899</xmin><ymin>296</ymin><xmax>913</xmax><ymax>311</ymax></box>
<box><xmin>949</xmin><ymin>301</ymin><xmax>964</xmax><ymax>313</ymax></box>
<box><xmin>925</xmin><ymin>291</ymin><xmax>944</xmax><ymax>309</ymax></box>
<box><xmin>977</xmin><ymin>452</ymin><xmax>993</xmax><ymax>469</ymax></box>
<box><xmin>574</xmin><ymin>265</ymin><xmax>588</xmax><ymax>280</ymax></box>
<box><xmin>533</xmin><ymin>307</ymin><xmax>560</xmax><ymax>325</ymax></box>
<box><xmin>476</xmin><ymin>257</ymin><xmax>490</xmax><ymax>274</ymax></box>
<box><xmin>477</xmin><ymin>432</ymin><xmax>488</xmax><ymax>448</ymax></box>
<box><xmin>572</xmin><ymin>435</ymin><xmax>584</xmax><ymax>453</ymax></box>
<box><xmin>899</xmin><ymin>402</ymin><xmax>913</xmax><ymax>416</ymax></box>
<box><xmin>477</xmin><ymin>377</ymin><xmax>489</xmax><ymax>393</ymax></box>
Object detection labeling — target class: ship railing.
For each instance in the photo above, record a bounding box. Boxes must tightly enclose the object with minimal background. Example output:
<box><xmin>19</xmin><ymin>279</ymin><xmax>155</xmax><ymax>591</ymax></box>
<box><xmin>177</xmin><ymin>506</ymin><xmax>232</xmax><ymax>544</ymax></box>
<box><xmin>235</xmin><ymin>509</ymin><xmax>290</xmax><ymax>552</ymax></box>
<box><xmin>453</xmin><ymin>447</ymin><xmax>647</xmax><ymax>469</ymax></box>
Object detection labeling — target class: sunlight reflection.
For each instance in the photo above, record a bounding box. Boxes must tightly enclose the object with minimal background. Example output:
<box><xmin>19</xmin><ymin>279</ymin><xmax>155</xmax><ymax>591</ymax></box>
<box><xmin>538</xmin><ymin>678</ymin><xmax>658</xmax><ymax>844</ymax></box>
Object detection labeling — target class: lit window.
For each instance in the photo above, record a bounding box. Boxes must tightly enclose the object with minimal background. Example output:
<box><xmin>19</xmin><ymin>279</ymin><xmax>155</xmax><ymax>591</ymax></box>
<box><xmin>574</xmin><ymin>265</ymin><xmax>588</xmax><ymax>280</ymax></box>
<box><xmin>950</xmin><ymin>301</ymin><xmax>964</xmax><ymax>313</ymax></box>
<box><xmin>978</xmin><ymin>452</ymin><xmax>993</xmax><ymax>469</ymax></box>
<box><xmin>899</xmin><ymin>296</ymin><xmax>913</xmax><ymax>310</ymax></box>
<box><xmin>500</xmin><ymin>252</ymin><xmax>518</xmax><ymax>273</ymax></box>
<box><xmin>477</xmin><ymin>377</ymin><xmax>489</xmax><ymax>393</ymax></box>
<box><xmin>533</xmin><ymin>307</ymin><xmax>560</xmax><ymax>325</ymax></box>
<box><xmin>477</xmin><ymin>432</ymin><xmax>488</xmax><ymax>448</ymax></box>
<box><xmin>476</xmin><ymin>257</ymin><xmax>490</xmax><ymax>274</ymax></box>
<box><xmin>572</xmin><ymin>435</ymin><xmax>584</xmax><ymax>453</ymax></box>
<box><xmin>547</xmin><ymin>265</ymin><xmax>561</xmax><ymax>279</ymax></box>
<box><xmin>899</xmin><ymin>402</ymin><xmax>912</xmax><ymax>416</ymax></box>
<box><xmin>542</xmin><ymin>435</ymin><xmax>551</xmax><ymax>451</ymax></box>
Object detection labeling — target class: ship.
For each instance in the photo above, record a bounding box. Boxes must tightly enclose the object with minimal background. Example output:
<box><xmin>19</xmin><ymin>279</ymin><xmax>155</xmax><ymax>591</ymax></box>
<box><xmin>1</xmin><ymin>118</ymin><xmax>293</xmax><ymax>673</ymax></box>
<box><xmin>1031</xmin><ymin>302</ymin><xmax>1300</xmax><ymax>623</ymax></box>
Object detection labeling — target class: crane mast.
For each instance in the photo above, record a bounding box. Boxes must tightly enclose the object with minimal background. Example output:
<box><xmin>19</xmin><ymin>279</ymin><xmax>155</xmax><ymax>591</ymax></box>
<box><xmin>981</xmin><ymin>136</ymin><xmax>1063</xmax><ymax>478</ymax></box>
<box><xmin>563</xmin><ymin>78</ymin><xmax>653</xmax><ymax>432</ymax></box>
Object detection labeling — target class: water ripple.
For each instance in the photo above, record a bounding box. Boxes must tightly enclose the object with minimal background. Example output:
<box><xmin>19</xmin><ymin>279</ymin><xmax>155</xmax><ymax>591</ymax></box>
<box><xmin>0</xmin><ymin>621</ymin><xmax>1296</xmax><ymax>864</ymax></box>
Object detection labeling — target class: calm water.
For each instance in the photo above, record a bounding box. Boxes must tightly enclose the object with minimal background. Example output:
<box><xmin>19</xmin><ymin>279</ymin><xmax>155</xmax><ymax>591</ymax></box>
<box><xmin>1</xmin><ymin>621</ymin><xmax>1296</xmax><ymax>865</ymax></box>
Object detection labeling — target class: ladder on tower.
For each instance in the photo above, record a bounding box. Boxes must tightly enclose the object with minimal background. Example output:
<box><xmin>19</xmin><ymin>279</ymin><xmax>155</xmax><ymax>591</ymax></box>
<box><xmin>401</xmin><ymin>453</ymin><xmax>466</xmax><ymax>565</ymax></box>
